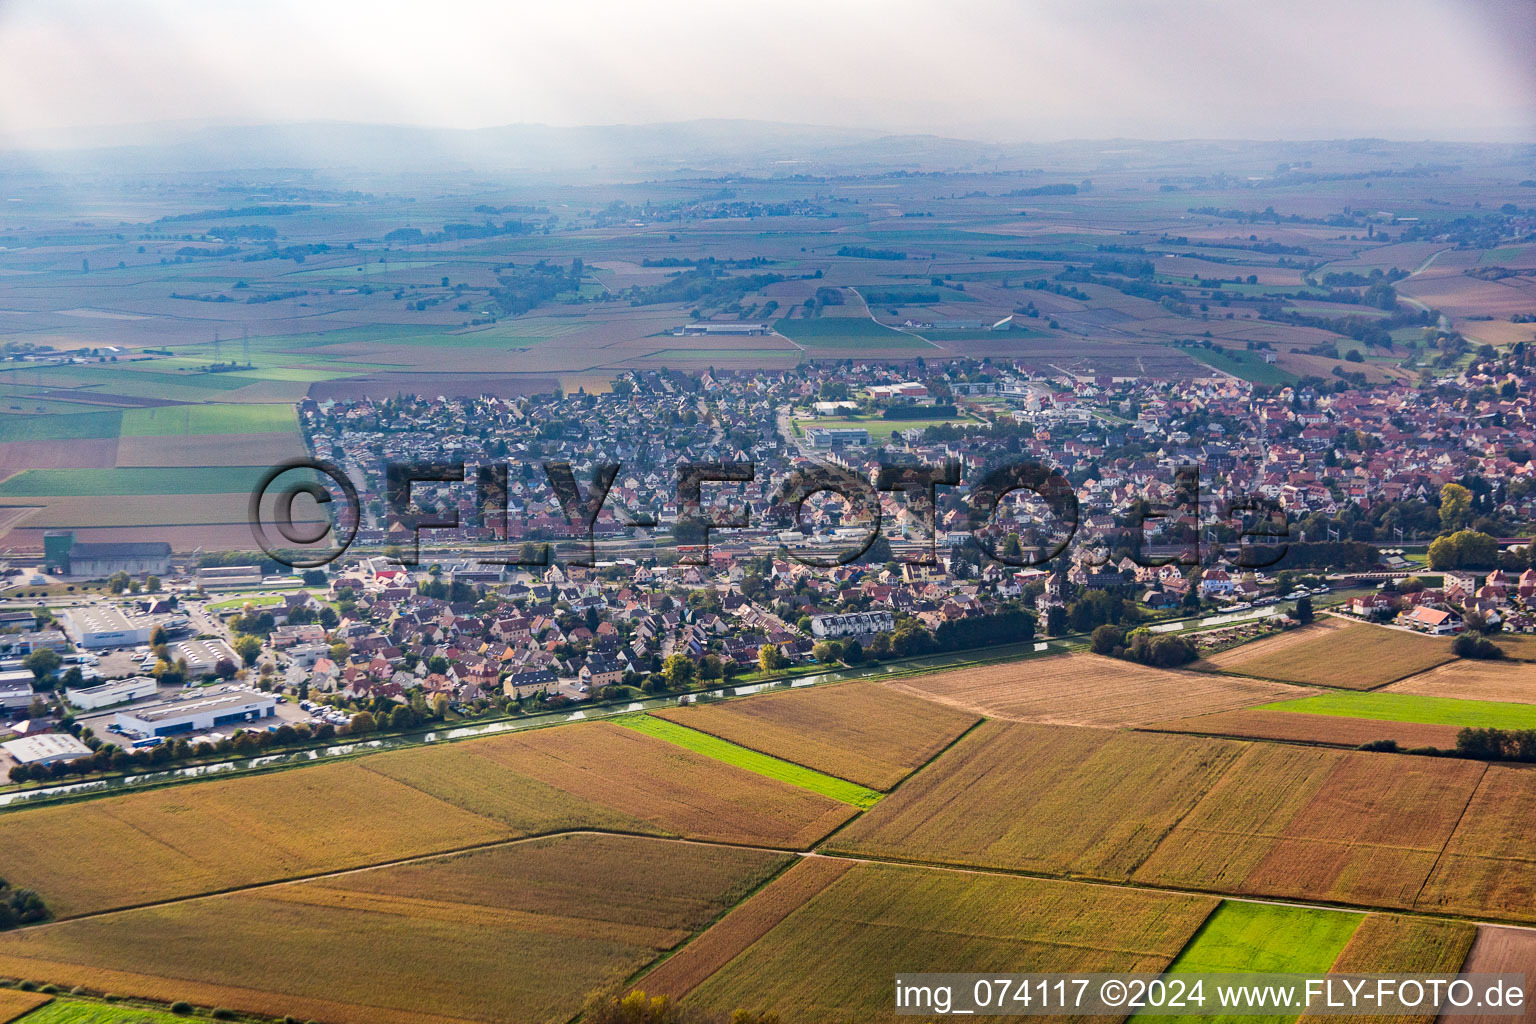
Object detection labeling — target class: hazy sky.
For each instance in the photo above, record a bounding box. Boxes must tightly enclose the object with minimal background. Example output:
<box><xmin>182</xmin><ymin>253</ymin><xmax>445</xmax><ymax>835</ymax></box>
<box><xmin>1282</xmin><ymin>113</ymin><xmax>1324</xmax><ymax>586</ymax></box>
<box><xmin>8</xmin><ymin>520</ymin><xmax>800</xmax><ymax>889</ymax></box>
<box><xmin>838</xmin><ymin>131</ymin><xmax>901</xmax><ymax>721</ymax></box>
<box><xmin>1</xmin><ymin>0</ymin><xmax>1532</xmax><ymax>146</ymax></box>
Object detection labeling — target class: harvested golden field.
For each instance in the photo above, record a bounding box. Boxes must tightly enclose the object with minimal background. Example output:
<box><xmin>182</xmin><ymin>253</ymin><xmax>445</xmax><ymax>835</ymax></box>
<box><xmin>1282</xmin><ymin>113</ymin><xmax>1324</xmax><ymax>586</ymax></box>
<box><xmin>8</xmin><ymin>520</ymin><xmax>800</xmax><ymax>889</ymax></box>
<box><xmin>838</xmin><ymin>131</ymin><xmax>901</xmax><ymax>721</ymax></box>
<box><xmin>652</xmin><ymin>681</ymin><xmax>978</xmax><ymax>790</ymax></box>
<box><xmin>1205</xmin><ymin>620</ymin><xmax>1454</xmax><ymax>690</ymax></box>
<box><xmin>884</xmin><ymin>652</ymin><xmax>1312</xmax><ymax>727</ymax></box>
<box><xmin>825</xmin><ymin>722</ymin><xmax>1243</xmax><ymax>879</ymax></box>
<box><xmin>683</xmin><ymin>861</ymin><xmax>1217</xmax><ymax>1023</ymax></box>
<box><xmin>637</xmin><ymin>857</ymin><xmax>854</xmax><ymax>999</ymax></box>
<box><xmin>1135</xmin><ymin>746</ymin><xmax>1488</xmax><ymax>912</ymax></box>
<box><xmin>1416</xmin><ymin>766</ymin><xmax>1536</xmax><ymax>923</ymax></box>
<box><xmin>1147</xmin><ymin>708</ymin><xmax>1461</xmax><ymax>749</ymax></box>
<box><xmin>0</xmin><ymin>991</ymin><xmax>50</xmax><ymax>1024</ymax></box>
<box><xmin>0</xmin><ymin>761</ymin><xmax>510</xmax><ymax>920</ymax></box>
<box><xmin>1385</xmin><ymin>658</ymin><xmax>1536</xmax><ymax>704</ymax></box>
<box><xmin>1493</xmin><ymin>634</ymin><xmax>1536</xmax><ymax>661</ymax></box>
<box><xmin>432</xmin><ymin>722</ymin><xmax>858</xmax><ymax>849</ymax></box>
<box><xmin>0</xmin><ymin>721</ymin><xmax>852</xmax><ymax>920</ymax></box>
<box><xmin>1452</xmin><ymin>927</ymin><xmax>1536</xmax><ymax>1024</ymax></box>
<box><xmin>1298</xmin><ymin>914</ymin><xmax>1476</xmax><ymax>1024</ymax></box>
<box><xmin>1198</xmin><ymin>617</ymin><xmax>1355</xmax><ymax>668</ymax></box>
<box><xmin>0</xmin><ymin>834</ymin><xmax>788</xmax><ymax>1024</ymax></box>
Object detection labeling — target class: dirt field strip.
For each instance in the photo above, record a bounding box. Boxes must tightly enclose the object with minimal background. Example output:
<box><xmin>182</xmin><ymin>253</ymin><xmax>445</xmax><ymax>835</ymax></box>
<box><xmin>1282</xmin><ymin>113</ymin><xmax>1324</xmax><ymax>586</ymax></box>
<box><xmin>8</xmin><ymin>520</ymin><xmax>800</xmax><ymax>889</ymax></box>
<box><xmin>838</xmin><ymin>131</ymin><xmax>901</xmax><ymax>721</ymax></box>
<box><xmin>1447</xmin><ymin>926</ymin><xmax>1536</xmax><ymax>1024</ymax></box>
<box><xmin>1385</xmin><ymin>660</ymin><xmax>1536</xmax><ymax>704</ymax></box>
<box><xmin>1145</xmin><ymin>709</ymin><xmax>1462</xmax><ymax>749</ymax></box>
<box><xmin>884</xmin><ymin>652</ymin><xmax>1316</xmax><ymax>727</ymax></box>
<box><xmin>635</xmin><ymin>857</ymin><xmax>855</xmax><ymax>999</ymax></box>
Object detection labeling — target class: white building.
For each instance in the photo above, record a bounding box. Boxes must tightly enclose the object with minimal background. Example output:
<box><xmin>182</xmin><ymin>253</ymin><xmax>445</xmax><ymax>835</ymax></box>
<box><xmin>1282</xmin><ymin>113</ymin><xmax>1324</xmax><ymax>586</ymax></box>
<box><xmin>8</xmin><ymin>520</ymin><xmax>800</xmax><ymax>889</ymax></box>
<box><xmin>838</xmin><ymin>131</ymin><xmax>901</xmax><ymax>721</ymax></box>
<box><xmin>1</xmin><ymin>734</ymin><xmax>93</xmax><ymax>766</ymax></box>
<box><xmin>195</xmin><ymin>565</ymin><xmax>263</xmax><ymax>588</ymax></box>
<box><xmin>810</xmin><ymin>611</ymin><xmax>895</xmax><ymax>639</ymax></box>
<box><xmin>65</xmin><ymin>676</ymin><xmax>158</xmax><ymax>711</ymax></box>
<box><xmin>62</xmin><ymin>607</ymin><xmax>189</xmax><ymax>649</ymax></box>
<box><xmin>114</xmin><ymin>685</ymin><xmax>277</xmax><ymax>739</ymax></box>
<box><xmin>165</xmin><ymin>638</ymin><xmax>240</xmax><ymax>677</ymax></box>
<box><xmin>0</xmin><ymin>673</ymin><xmax>34</xmax><ymax>712</ymax></box>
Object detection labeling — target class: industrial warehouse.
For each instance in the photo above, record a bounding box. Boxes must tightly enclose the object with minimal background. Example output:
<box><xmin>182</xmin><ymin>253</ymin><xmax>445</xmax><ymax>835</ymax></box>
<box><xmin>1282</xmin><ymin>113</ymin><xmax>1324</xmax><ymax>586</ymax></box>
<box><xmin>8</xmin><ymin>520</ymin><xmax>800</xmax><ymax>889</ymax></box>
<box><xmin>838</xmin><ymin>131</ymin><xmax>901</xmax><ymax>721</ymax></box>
<box><xmin>113</xmin><ymin>686</ymin><xmax>276</xmax><ymax>739</ymax></box>
<box><xmin>65</xmin><ymin>676</ymin><xmax>159</xmax><ymax>711</ymax></box>
<box><xmin>62</xmin><ymin>606</ymin><xmax>189</xmax><ymax>650</ymax></box>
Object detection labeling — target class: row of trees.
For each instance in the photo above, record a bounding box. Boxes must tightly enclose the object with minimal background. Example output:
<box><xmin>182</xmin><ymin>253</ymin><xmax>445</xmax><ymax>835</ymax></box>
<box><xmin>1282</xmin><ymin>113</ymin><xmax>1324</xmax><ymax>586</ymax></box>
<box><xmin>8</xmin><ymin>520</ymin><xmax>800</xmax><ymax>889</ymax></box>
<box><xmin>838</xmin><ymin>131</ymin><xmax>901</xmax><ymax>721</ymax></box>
<box><xmin>1088</xmin><ymin>625</ymin><xmax>1199</xmax><ymax>668</ymax></box>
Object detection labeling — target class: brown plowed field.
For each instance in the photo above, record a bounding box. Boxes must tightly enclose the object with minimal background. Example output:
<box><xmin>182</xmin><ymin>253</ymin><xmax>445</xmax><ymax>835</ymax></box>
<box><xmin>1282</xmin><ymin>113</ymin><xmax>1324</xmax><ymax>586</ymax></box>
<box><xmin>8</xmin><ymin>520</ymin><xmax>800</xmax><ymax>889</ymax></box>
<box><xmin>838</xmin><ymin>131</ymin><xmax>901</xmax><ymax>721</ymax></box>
<box><xmin>884</xmin><ymin>652</ymin><xmax>1313</xmax><ymax>727</ymax></box>
<box><xmin>1147</xmin><ymin>708</ymin><xmax>1462</xmax><ymax>749</ymax></box>
<box><xmin>1386</xmin><ymin>659</ymin><xmax>1536</xmax><ymax>704</ymax></box>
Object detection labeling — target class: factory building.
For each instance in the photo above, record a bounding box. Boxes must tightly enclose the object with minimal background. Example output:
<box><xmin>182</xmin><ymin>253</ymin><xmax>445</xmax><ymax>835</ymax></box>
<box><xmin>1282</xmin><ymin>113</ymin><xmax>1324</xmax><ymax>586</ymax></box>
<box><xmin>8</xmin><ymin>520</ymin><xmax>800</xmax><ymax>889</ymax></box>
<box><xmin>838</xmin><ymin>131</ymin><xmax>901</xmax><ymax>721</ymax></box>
<box><xmin>62</xmin><ymin>607</ymin><xmax>189</xmax><ymax>650</ymax></box>
<box><xmin>65</xmin><ymin>676</ymin><xmax>159</xmax><ymax>711</ymax></box>
<box><xmin>44</xmin><ymin>531</ymin><xmax>172</xmax><ymax>577</ymax></box>
<box><xmin>1</xmin><ymin>734</ymin><xmax>94</xmax><ymax>767</ymax></box>
<box><xmin>114</xmin><ymin>686</ymin><xmax>276</xmax><ymax>739</ymax></box>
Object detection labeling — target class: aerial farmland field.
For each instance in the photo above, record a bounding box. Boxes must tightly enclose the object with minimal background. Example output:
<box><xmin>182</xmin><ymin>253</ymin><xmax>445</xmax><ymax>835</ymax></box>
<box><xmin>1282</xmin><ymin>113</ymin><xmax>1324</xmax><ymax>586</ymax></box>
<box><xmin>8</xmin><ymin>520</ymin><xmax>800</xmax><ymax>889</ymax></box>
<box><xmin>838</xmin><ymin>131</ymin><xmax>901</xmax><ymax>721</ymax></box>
<box><xmin>0</xmin><ymin>721</ymin><xmax>857</xmax><ymax>919</ymax></box>
<box><xmin>1147</xmin><ymin>707</ymin><xmax>1461</xmax><ymax>749</ymax></box>
<box><xmin>0</xmin><ymin>992</ymin><xmax>50</xmax><ymax>1024</ymax></box>
<box><xmin>1384</xmin><ymin>658</ymin><xmax>1536</xmax><ymax>703</ymax></box>
<box><xmin>0</xmin><ymin>834</ymin><xmax>789</xmax><ymax>1024</ymax></box>
<box><xmin>1296</xmin><ymin>915</ymin><xmax>1477</xmax><ymax>1024</ymax></box>
<box><xmin>1202</xmin><ymin>619</ymin><xmax>1456</xmax><ymax>690</ymax></box>
<box><xmin>681</xmin><ymin>862</ymin><xmax>1218</xmax><ymax>1023</ymax></box>
<box><xmin>886</xmin><ymin>653</ymin><xmax>1314</xmax><ymax>727</ymax></box>
<box><xmin>1134</xmin><ymin>745</ymin><xmax>1493</xmax><ymax>914</ymax></box>
<box><xmin>651</xmin><ymin>681</ymin><xmax>979</xmax><ymax>790</ymax></box>
<box><xmin>1256</xmin><ymin>691</ymin><xmax>1536</xmax><ymax>730</ymax></box>
<box><xmin>1138</xmin><ymin>900</ymin><xmax>1361</xmax><ymax>1024</ymax></box>
<box><xmin>825</xmin><ymin>722</ymin><xmax>1244</xmax><ymax>879</ymax></box>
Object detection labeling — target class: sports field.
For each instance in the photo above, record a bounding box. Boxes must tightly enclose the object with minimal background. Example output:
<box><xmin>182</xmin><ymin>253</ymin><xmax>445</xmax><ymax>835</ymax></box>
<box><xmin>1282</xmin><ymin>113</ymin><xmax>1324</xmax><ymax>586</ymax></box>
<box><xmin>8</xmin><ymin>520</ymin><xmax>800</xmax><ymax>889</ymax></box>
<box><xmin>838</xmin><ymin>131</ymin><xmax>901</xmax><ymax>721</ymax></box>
<box><xmin>1257</xmin><ymin>691</ymin><xmax>1536</xmax><ymax>730</ymax></box>
<box><xmin>0</xmin><ymin>834</ymin><xmax>788</xmax><ymax>1024</ymax></box>
<box><xmin>652</xmin><ymin>681</ymin><xmax>979</xmax><ymax>790</ymax></box>
<box><xmin>1204</xmin><ymin>620</ymin><xmax>1455</xmax><ymax>690</ymax></box>
<box><xmin>617</xmin><ymin>714</ymin><xmax>882</xmax><ymax>808</ymax></box>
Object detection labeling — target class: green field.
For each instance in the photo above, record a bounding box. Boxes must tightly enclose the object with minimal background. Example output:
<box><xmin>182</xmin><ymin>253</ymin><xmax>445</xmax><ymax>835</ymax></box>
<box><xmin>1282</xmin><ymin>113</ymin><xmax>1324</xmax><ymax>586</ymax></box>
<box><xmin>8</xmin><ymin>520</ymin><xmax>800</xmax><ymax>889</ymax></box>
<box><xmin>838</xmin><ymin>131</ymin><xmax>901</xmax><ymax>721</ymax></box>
<box><xmin>206</xmin><ymin>594</ymin><xmax>285</xmax><ymax>611</ymax></box>
<box><xmin>802</xmin><ymin>414</ymin><xmax>975</xmax><ymax>441</ymax></box>
<box><xmin>9</xmin><ymin>1001</ymin><xmax>191</xmax><ymax>1024</ymax></box>
<box><xmin>1260</xmin><ymin>692</ymin><xmax>1536</xmax><ymax>730</ymax></box>
<box><xmin>120</xmin><ymin>404</ymin><xmax>299</xmax><ymax>437</ymax></box>
<box><xmin>1139</xmin><ymin>901</ymin><xmax>1361</xmax><ymax>1024</ymax></box>
<box><xmin>0</xmin><ymin>466</ymin><xmax>271</xmax><ymax>497</ymax></box>
<box><xmin>1183</xmin><ymin>346</ymin><xmax>1298</xmax><ymax>385</ymax></box>
<box><xmin>773</xmin><ymin>316</ymin><xmax>932</xmax><ymax>349</ymax></box>
<box><xmin>619</xmin><ymin>715</ymin><xmax>882</xmax><ymax>808</ymax></box>
<box><xmin>0</xmin><ymin>411</ymin><xmax>122</xmax><ymax>443</ymax></box>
